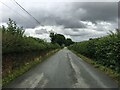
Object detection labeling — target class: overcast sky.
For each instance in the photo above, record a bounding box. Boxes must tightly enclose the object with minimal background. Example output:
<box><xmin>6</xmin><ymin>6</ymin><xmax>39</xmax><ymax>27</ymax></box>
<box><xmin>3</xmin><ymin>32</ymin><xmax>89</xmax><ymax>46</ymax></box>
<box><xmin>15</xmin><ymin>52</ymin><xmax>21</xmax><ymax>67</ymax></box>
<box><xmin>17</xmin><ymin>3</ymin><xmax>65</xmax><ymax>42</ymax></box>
<box><xmin>0</xmin><ymin>0</ymin><xmax>119</xmax><ymax>42</ymax></box>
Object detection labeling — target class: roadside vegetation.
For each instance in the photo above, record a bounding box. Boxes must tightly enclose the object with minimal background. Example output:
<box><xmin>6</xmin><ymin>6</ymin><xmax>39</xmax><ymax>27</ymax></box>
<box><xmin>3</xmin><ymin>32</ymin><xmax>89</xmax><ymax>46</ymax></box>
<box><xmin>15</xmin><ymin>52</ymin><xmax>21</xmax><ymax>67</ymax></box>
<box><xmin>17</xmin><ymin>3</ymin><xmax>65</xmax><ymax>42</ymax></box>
<box><xmin>2</xmin><ymin>19</ymin><xmax>60</xmax><ymax>54</ymax></box>
<box><xmin>1</xmin><ymin>18</ymin><xmax>61</xmax><ymax>86</ymax></box>
<box><xmin>68</xmin><ymin>29</ymin><xmax>120</xmax><ymax>85</ymax></box>
<box><xmin>2</xmin><ymin>49</ymin><xmax>59</xmax><ymax>86</ymax></box>
<box><xmin>2</xmin><ymin>18</ymin><xmax>74</xmax><ymax>86</ymax></box>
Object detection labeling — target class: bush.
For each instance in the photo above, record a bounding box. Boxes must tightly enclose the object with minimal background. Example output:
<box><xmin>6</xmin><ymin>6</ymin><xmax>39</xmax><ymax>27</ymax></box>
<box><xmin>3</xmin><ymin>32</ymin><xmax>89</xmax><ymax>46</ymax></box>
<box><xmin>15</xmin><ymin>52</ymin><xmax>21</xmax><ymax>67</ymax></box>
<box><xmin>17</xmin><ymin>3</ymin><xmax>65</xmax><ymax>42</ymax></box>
<box><xmin>2</xmin><ymin>19</ymin><xmax>60</xmax><ymax>54</ymax></box>
<box><xmin>68</xmin><ymin>29</ymin><xmax>120</xmax><ymax>72</ymax></box>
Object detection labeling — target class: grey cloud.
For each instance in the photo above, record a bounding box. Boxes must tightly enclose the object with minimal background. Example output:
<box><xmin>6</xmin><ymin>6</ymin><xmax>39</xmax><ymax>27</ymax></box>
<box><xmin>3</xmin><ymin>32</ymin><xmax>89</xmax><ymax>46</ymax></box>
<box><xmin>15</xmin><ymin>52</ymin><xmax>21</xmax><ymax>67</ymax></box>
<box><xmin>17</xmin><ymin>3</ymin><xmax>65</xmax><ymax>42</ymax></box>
<box><xmin>28</xmin><ymin>10</ymin><xmax>86</xmax><ymax>28</ymax></box>
<box><xmin>35</xmin><ymin>29</ymin><xmax>48</xmax><ymax>34</ymax></box>
<box><xmin>1</xmin><ymin>1</ymin><xmax>118</xmax><ymax>42</ymax></box>
<box><xmin>31</xmin><ymin>2</ymin><xmax>117</xmax><ymax>28</ymax></box>
<box><xmin>1</xmin><ymin>2</ymin><xmax>117</xmax><ymax>28</ymax></box>
<box><xmin>1</xmin><ymin>15</ymin><xmax>38</xmax><ymax>28</ymax></box>
<box><xmin>70</xmin><ymin>30</ymin><xmax>107</xmax><ymax>42</ymax></box>
<box><xmin>78</xmin><ymin>2</ymin><xmax>118</xmax><ymax>22</ymax></box>
<box><xmin>64</xmin><ymin>28</ymin><xmax>108</xmax><ymax>38</ymax></box>
<box><xmin>64</xmin><ymin>28</ymin><xmax>90</xmax><ymax>36</ymax></box>
<box><xmin>56</xmin><ymin>18</ymin><xmax>86</xmax><ymax>28</ymax></box>
<box><xmin>72</xmin><ymin>29</ymin><xmax>80</xmax><ymax>32</ymax></box>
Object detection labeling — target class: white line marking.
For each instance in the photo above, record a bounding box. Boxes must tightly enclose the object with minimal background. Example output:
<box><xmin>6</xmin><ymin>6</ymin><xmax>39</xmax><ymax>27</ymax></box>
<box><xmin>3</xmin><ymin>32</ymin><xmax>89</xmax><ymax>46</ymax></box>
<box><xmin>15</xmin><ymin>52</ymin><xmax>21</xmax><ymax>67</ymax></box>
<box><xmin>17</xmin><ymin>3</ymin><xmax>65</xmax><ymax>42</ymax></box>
<box><xmin>69</xmin><ymin>52</ymin><xmax>108</xmax><ymax>88</ymax></box>
<box><xmin>41</xmin><ymin>79</ymin><xmax>49</xmax><ymax>88</ymax></box>
<box><xmin>68</xmin><ymin>54</ymin><xmax>89</xmax><ymax>88</ymax></box>
<box><xmin>19</xmin><ymin>72</ymin><xmax>48</xmax><ymax>88</ymax></box>
<box><xmin>30</xmin><ymin>73</ymin><xmax>44</xmax><ymax>88</ymax></box>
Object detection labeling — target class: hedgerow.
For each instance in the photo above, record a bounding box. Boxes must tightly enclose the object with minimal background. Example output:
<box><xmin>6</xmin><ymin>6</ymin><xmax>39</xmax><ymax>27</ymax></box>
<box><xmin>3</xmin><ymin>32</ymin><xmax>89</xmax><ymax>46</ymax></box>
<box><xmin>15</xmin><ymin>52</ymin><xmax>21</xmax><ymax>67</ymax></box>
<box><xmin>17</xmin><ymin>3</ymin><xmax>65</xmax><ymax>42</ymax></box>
<box><xmin>68</xmin><ymin>29</ymin><xmax>120</xmax><ymax>72</ymax></box>
<box><xmin>2</xmin><ymin>18</ymin><xmax>60</xmax><ymax>54</ymax></box>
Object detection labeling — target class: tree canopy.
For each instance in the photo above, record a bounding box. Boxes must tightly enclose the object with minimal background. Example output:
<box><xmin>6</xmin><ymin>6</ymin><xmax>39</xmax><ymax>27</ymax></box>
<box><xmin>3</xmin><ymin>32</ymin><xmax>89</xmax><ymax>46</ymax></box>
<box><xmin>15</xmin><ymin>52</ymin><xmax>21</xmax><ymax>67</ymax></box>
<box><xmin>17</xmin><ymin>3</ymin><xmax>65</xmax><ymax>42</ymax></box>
<box><xmin>50</xmin><ymin>32</ymin><xmax>74</xmax><ymax>46</ymax></box>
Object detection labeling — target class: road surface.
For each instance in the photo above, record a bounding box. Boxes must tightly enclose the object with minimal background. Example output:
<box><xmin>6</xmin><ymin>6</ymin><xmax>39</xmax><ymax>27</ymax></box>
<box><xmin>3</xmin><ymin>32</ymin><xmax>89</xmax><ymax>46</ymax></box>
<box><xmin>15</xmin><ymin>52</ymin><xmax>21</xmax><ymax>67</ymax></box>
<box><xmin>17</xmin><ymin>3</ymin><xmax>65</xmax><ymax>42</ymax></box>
<box><xmin>4</xmin><ymin>48</ymin><xmax>119</xmax><ymax>88</ymax></box>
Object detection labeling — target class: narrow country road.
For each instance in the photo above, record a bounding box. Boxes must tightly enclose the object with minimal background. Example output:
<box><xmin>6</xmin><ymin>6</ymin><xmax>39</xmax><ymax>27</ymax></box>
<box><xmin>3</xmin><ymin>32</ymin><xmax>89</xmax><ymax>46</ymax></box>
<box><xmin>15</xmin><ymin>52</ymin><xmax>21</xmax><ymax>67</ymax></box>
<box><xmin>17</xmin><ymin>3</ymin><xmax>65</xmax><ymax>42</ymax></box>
<box><xmin>4</xmin><ymin>48</ymin><xmax>119</xmax><ymax>88</ymax></box>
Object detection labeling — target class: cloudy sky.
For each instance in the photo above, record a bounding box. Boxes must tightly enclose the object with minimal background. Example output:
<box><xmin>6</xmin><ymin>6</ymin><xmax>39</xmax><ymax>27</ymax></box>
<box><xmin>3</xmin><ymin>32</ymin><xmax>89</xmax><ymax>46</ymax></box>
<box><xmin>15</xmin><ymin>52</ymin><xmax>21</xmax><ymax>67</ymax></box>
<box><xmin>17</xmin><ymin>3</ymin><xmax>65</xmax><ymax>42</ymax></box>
<box><xmin>0</xmin><ymin>0</ymin><xmax>119</xmax><ymax>42</ymax></box>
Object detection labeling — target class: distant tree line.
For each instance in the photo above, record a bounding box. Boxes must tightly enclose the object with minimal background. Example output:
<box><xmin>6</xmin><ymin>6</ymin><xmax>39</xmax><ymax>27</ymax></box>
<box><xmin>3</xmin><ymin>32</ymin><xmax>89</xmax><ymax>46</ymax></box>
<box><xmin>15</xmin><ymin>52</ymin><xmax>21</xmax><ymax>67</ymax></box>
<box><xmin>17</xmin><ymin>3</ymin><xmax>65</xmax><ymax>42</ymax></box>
<box><xmin>49</xmin><ymin>32</ymin><xmax>74</xmax><ymax>46</ymax></box>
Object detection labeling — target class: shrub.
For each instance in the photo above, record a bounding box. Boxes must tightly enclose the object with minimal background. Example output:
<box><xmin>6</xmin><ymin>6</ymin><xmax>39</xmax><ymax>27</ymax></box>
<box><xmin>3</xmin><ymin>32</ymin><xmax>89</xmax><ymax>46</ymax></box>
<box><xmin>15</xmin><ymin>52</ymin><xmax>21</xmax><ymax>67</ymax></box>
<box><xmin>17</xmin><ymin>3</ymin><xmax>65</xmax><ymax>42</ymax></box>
<box><xmin>68</xmin><ymin>29</ymin><xmax>120</xmax><ymax>72</ymax></box>
<box><xmin>2</xmin><ymin>19</ymin><xmax>60</xmax><ymax>54</ymax></box>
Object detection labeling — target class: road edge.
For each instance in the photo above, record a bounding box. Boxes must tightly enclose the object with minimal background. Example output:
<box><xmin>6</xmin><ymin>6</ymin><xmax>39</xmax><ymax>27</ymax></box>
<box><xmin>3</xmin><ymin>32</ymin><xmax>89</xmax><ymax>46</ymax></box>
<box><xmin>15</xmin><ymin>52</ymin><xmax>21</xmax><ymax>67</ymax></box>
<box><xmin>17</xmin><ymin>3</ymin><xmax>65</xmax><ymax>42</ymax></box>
<box><xmin>2</xmin><ymin>49</ymin><xmax>60</xmax><ymax>87</ymax></box>
<box><xmin>68</xmin><ymin>49</ymin><xmax>120</xmax><ymax>87</ymax></box>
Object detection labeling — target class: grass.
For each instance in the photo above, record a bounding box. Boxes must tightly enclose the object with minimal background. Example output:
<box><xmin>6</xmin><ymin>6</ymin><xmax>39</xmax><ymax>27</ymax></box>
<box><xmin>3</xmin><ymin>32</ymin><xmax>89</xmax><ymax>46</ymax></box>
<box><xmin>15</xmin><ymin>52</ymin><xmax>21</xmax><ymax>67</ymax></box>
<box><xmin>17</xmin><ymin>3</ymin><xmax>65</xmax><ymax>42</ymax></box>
<box><xmin>70</xmin><ymin>49</ymin><xmax>120</xmax><ymax>86</ymax></box>
<box><xmin>2</xmin><ymin>49</ymin><xmax>60</xmax><ymax>87</ymax></box>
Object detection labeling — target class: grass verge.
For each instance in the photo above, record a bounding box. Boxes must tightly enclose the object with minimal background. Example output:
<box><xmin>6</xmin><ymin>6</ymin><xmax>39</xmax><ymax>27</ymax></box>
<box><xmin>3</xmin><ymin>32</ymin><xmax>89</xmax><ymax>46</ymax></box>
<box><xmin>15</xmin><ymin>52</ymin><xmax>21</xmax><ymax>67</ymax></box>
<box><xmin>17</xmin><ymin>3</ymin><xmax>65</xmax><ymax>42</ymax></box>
<box><xmin>2</xmin><ymin>49</ymin><xmax>60</xmax><ymax>87</ymax></box>
<box><xmin>70</xmin><ymin>49</ymin><xmax>120</xmax><ymax>86</ymax></box>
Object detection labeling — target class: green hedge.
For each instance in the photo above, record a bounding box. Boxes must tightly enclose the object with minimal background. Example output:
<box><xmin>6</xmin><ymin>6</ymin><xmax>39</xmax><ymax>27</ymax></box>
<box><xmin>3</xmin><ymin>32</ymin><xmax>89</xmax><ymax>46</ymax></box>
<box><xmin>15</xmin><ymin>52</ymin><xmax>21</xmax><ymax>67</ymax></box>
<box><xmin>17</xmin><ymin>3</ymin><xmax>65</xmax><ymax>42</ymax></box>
<box><xmin>1</xmin><ymin>19</ymin><xmax>60</xmax><ymax>54</ymax></box>
<box><xmin>68</xmin><ymin>29</ymin><xmax>120</xmax><ymax>72</ymax></box>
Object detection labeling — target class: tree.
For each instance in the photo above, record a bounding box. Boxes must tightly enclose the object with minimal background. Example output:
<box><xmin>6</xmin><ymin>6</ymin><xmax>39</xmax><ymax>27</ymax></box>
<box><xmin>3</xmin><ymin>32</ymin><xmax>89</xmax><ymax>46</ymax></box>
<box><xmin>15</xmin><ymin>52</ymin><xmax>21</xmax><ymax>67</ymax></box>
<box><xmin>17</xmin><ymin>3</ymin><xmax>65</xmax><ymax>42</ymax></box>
<box><xmin>65</xmin><ymin>38</ymin><xmax>74</xmax><ymax>46</ymax></box>
<box><xmin>6</xmin><ymin>18</ymin><xmax>24</xmax><ymax>36</ymax></box>
<box><xmin>49</xmin><ymin>32</ymin><xmax>74</xmax><ymax>46</ymax></box>
<box><xmin>50</xmin><ymin>32</ymin><xmax>55</xmax><ymax>43</ymax></box>
<box><xmin>50</xmin><ymin>32</ymin><xmax>66</xmax><ymax>46</ymax></box>
<box><xmin>54</xmin><ymin>34</ymin><xmax>66</xmax><ymax>46</ymax></box>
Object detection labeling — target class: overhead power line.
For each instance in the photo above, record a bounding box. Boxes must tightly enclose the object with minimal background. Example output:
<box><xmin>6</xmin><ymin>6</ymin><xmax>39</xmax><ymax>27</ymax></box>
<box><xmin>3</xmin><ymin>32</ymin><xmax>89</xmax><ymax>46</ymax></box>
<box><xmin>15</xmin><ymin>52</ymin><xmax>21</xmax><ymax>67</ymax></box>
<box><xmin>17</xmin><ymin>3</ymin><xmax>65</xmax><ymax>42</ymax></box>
<box><xmin>0</xmin><ymin>0</ymin><xmax>34</xmax><ymax>24</ymax></box>
<box><xmin>0</xmin><ymin>1</ymin><xmax>24</xmax><ymax>18</ymax></box>
<box><xmin>12</xmin><ymin>0</ymin><xmax>41</xmax><ymax>25</ymax></box>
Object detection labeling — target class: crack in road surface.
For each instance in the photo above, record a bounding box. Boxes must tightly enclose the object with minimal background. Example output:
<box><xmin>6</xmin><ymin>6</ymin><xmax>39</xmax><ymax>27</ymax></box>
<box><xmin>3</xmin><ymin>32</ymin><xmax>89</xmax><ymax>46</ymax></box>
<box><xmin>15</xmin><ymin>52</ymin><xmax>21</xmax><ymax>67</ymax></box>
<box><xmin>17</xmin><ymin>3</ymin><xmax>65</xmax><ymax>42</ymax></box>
<box><xmin>4</xmin><ymin>48</ymin><xmax>119</xmax><ymax>88</ymax></box>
